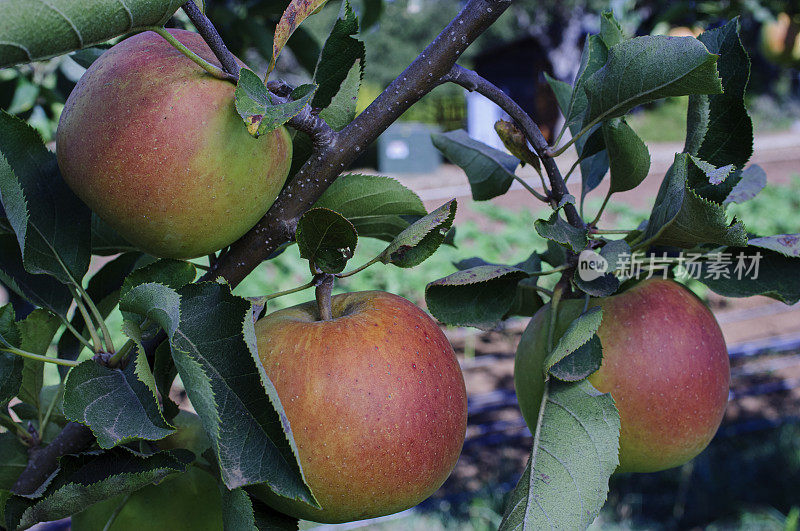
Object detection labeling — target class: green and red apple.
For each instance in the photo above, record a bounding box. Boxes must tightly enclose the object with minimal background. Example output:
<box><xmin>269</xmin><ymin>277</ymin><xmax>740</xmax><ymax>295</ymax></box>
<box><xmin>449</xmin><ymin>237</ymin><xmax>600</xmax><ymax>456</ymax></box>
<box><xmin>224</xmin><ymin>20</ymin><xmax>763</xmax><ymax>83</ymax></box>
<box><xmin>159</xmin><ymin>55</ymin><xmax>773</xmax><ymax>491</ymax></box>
<box><xmin>57</xmin><ymin>29</ymin><xmax>291</xmax><ymax>259</ymax></box>
<box><xmin>250</xmin><ymin>290</ymin><xmax>467</xmax><ymax>523</ymax></box>
<box><xmin>515</xmin><ymin>278</ymin><xmax>730</xmax><ymax>473</ymax></box>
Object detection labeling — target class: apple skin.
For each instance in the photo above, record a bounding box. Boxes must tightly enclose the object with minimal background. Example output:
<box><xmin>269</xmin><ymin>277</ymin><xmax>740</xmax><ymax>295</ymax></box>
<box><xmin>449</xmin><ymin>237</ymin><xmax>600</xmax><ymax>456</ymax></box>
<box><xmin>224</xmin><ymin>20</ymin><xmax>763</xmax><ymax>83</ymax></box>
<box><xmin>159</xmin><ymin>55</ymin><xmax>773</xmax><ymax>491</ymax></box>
<box><xmin>515</xmin><ymin>279</ymin><xmax>730</xmax><ymax>473</ymax></box>
<box><xmin>250</xmin><ymin>291</ymin><xmax>467</xmax><ymax>523</ymax></box>
<box><xmin>56</xmin><ymin>29</ymin><xmax>292</xmax><ymax>259</ymax></box>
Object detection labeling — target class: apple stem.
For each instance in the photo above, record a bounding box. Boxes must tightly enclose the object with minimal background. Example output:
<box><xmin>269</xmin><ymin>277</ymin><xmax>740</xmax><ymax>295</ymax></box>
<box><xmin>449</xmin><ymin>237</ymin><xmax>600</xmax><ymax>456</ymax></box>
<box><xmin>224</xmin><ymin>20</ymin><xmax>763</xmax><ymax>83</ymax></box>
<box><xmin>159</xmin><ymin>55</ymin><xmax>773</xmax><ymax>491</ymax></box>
<box><xmin>148</xmin><ymin>26</ymin><xmax>237</xmax><ymax>82</ymax></box>
<box><xmin>315</xmin><ymin>274</ymin><xmax>334</xmax><ymax>321</ymax></box>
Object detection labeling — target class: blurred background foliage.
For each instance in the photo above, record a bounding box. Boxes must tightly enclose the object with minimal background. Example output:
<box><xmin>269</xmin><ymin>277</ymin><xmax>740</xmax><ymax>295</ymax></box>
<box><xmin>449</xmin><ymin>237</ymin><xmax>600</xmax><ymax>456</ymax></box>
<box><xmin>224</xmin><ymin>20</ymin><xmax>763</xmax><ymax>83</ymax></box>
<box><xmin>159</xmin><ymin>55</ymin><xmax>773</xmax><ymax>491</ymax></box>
<box><xmin>2</xmin><ymin>0</ymin><xmax>799</xmax><ymax>143</ymax></box>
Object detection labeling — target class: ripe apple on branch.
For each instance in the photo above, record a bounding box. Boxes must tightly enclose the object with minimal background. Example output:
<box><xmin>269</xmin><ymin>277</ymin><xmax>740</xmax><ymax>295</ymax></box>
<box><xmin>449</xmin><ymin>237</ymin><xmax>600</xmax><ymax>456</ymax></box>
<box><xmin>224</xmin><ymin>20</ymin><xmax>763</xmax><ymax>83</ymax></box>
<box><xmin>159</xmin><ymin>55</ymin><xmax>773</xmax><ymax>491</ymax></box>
<box><xmin>0</xmin><ymin>0</ymin><xmax>798</xmax><ymax>530</ymax></box>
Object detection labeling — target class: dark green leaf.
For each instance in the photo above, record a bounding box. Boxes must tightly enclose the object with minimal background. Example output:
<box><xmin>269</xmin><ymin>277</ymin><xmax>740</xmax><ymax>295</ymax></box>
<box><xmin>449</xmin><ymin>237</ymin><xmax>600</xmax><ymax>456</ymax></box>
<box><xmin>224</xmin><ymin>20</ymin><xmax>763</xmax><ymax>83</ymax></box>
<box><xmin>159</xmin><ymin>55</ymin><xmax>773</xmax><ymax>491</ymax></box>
<box><xmin>425</xmin><ymin>265</ymin><xmax>529</xmax><ymax>329</ymax></box>
<box><xmin>583</xmin><ymin>35</ymin><xmax>723</xmax><ymax>125</ymax></box>
<box><xmin>574</xmin><ymin>240</ymin><xmax>630</xmax><ymax>297</ymax></box>
<box><xmin>0</xmin><ymin>234</ymin><xmax>72</xmax><ymax>317</ymax></box>
<box><xmin>91</xmin><ymin>214</ymin><xmax>139</xmax><ymax>256</ymax></box>
<box><xmin>251</xmin><ymin>495</ymin><xmax>300</xmax><ymax>530</ymax></box>
<box><xmin>505</xmin><ymin>278</ymin><xmax>545</xmax><ymax>319</ymax></box>
<box><xmin>69</xmin><ymin>46</ymin><xmax>109</xmax><ymax>69</ymax></box>
<box><xmin>120</xmin><ymin>259</ymin><xmax>196</xmax><ymax>304</ymax></box>
<box><xmin>0</xmin><ymin>0</ymin><xmax>186</xmax><ymax>69</ymax></box>
<box><xmin>566</xmin><ymin>35</ymin><xmax>608</xmax><ymax>130</ymax></box>
<box><xmin>544</xmin><ymin>73</ymin><xmax>572</xmax><ymax>116</ymax></box>
<box><xmin>0</xmin><ymin>111</ymin><xmax>91</xmax><ymax>284</ymax></box>
<box><xmin>296</xmin><ymin>208</ymin><xmax>357</xmax><ymax>274</ymax></box>
<box><xmin>687</xmin><ymin>155</ymin><xmax>736</xmax><ymax>202</ymax></box>
<box><xmin>643</xmin><ymin>154</ymin><xmax>748</xmax><ymax>249</ymax></box>
<box><xmin>313</xmin><ymin>174</ymin><xmax>425</xmax><ymax>242</ymax></box>
<box><xmin>379</xmin><ymin>199</ymin><xmax>457</xmax><ymax>268</ymax></box>
<box><xmin>534</xmin><ymin>211</ymin><xmax>589</xmax><ymax>253</ymax></box>
<box><xmin>357</xmin><ymin>0</ymin><xmax>383</xmax><ymax>30</ymax></box>
<box><xmin>313</xmin><ymin>2</ymin><xmax>365</xmax><ymax>110</ymax></box>
<box><xmin>319</xmin><ymin>59</ymin><xmax>362</xmax><ymax>131</ymax></box>
<box><xmin>121</xmin><ymin>282</ymin><xmax>316</xmax><ymax>502</ymax></box>
<box><xmin>684</xmin><ymin>19</ymin><xmax>753</xmax><ymax>173</ymax></box>
<box><xmin>603</xmin><ymin>118</ymin><xmax>650</xmax><ymax>193</ymax></box>
<box><xmin>550</xmin><ymin>335</ymin><xmax>603</xmax><ymax>382</ymax></box>
<box><xmin>0</xmin><ymin>304</ymin><xmax>22</xmax><ymax>405</ymax></box>
<box><xmin>431</xmin><ymin>130</ymin><xmax>518</xmax><ymax>201</ymax></box>
<box><xmin>63</xmin><ymin>359</ymin><xmax>174</xmax><ymax>448</ymax></box>
<box><xmin>17</xmin><ymin>309</ymin><xmax>60</xmax><ymax>408</ymax></box>
<box><xmin>221</xmin><ymin>487</ymin><xmax>257</xmax><ymax>531</ymax></box>
<box><xmin>5</xmin><ymin>448</ymin><xmax>193</xmax><ymax>530</ymax></box>
<box><xmin>544</xmin><ymin>307</ymin><xmax>603</xmax><ymax>373</ymax></box>
<box><xmin>0</xmin><ymin>433</ymin><xmax>27</xmax><ymax>490</ymax></box>
<box><xmin>696</xmin><ymin>247</ymin><xmax>800</xmax><ymax>304</ymax></box>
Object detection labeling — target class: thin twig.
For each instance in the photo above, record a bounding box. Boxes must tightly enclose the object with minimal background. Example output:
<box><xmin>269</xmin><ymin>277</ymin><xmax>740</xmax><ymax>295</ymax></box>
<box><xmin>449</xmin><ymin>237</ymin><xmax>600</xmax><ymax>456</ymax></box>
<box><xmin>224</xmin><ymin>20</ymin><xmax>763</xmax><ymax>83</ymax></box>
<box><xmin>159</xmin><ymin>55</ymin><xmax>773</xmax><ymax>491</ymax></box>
<box><xmin>182</xmin><ymin>1</ymin><xmax>240</xmax><ymax>78</ymax></box>
<box><xmin>442</xmin><ymin>65</ymin><xmax>585</xmax><ymax>230</ymax></box>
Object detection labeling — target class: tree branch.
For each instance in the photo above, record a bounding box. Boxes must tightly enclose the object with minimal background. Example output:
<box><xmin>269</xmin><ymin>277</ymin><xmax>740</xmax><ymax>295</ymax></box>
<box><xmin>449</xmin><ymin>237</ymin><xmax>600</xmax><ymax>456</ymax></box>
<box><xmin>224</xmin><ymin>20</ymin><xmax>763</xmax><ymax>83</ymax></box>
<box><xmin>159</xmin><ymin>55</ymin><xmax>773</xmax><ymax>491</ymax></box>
<box><xmin>441</xmin><ymin>64</ymin><xmax>585</xmax><ymax>229</ymax></box>
<box><xmin>12</xmin><ymin>422</ymin><xmax>95</xmax><ymax>495</ymax></box>
<box><xmin>207</xmin><ymin>0</ymin><xmax>512</xmax><ymax>286</ymax></box>
<box><xmin>182</xmin><ymin>1</ymin><xmax>240</xmax><ymax>79</ymax></box>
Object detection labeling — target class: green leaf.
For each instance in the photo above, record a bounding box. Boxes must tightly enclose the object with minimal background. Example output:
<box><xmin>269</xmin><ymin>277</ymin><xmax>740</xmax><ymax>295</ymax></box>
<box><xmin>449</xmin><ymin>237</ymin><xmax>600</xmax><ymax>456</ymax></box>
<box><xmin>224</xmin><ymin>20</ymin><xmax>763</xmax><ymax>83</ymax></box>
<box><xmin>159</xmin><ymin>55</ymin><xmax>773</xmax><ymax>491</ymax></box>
<box><xmin>499</xmin><ymin>381</ymin><xmax>619</xmax><ymax>530</ymax></box>
<box><xmin>583</xmin><ymin>35</ymin><xmax>723</xmax><ymax>125</ymax></box>
<box><xmin>379</xmin><ymin>199</ymin><xmax>457</xmax><ymax>268</ymax></box>
<box><xmin>120</xmin><ymin>259</ymin><xmax>197</xmax><ymax>304</ymax></box>
<box><xmin>0</xmin><ymin>234</ymin><xmax>72</xmax><ymax>317</ymax></box>
<box><xmin>544</xmin><ymin>307</ymin><xmax>603</xmax><ymax>374</ymax></box>
<box><xmin>506</xmin><ymin>278</ymin><xmax>545</xmax><ymax>319</ymax></box>
<box><xmin>643</xmin><ymin>154</ymin><xmax>748</xmax><ymax>249</ymax></box>
<box><xmin>749</xmin><ymin>234</ymin><xmax>800</xmax><ymax>258</ymax></box>
<box><xmin>550</xmin><ymin>335</ymin><xmax>603</xmax><ymax>382</ymax></box>
<box><xmin>599</xmin><ymin>11</ymin><xmax>625</xmax><ymax>48</ymax></box>
<box><xmin>313</xmin><ymin>173</ymin><xmax>426</xmax><ymax>242</ymax></box>
<box><xmin>17</xmin><ymin>309</ymin><xmax>60</xmax><ymax>408</ymax></box>
<box><xmin>544</xmin><ymin>73</ymin><xmax>572</xmax><ymax>116</ymax></box>
<box><xmin>90</xmin><ymin>214</ymin><xmax>140</xmax><ymax>256</ymax></box>
<box><xmin>221</xmin><ymin>487</ymin><xmax>257</xmax><ymax>531</ymax></box>
<box><xmin>687</xmin><ymin>155</ymin><xmax>736</xmax><ymax>201</ymax></box>
<box><xmin>295</xmin><ymin>207</ymin><xmax>358</xmax><ymax>274</ymax></box>
<box><xmin>696</xmin><ymin>247</ymin><xmax>800</xmax><ymax>304</ymax></box>
<box><xmin>425</xmin><ymin>265</ymin><xmax>529</xmax><ymax>329</ymax></box>
<box><xmin>431</xmin><ymin>130</ymin><xmax>518</xmax><ymax>201</ymax></box>
<box><xmin>4</xmin><ymin>448</ymin><xmax>194</xmax><ymax>530</ymax></box>
<box><xmin>68</xmin><ymin>46</ymin><xmax>109</xmax><ymax>69</ymax></box>
<box><xmin>122</xmin><ymin>282</ymin><xmax>316</xmax><ymax>502</ymax></box>
<box><xmin>0</xmin><ymin>304</ymin><xmax>22</xmax><ymax>406</ymax></box>
<box><xmin>251</xmin><ymin>495</ymin><xmax>300</xmax><ymax>530</ymax></box>
<box><xmin>0</xmin><ymin>433</ymin><xmax>27</xmax><ymax>490</ymax></box>
<box><xmin>603</xmin><ymin>118</ymin><xmax>650</xmax><ymax>193</ymax></box>
<box><xmin>574</xmin><ymin>239</ymin><xmax>630</xmax><ymax>297</ymax></box>
<box><xmin>684</xmin><ymin>19</ymin><xmax>753</xmax><ymax>174</ymax></box>
<box><xmin>0</xmin><ymin>111</ymin><xmax>91</xmax><ymax>285</ymax></box>
<box><xmin>0</xmin><ymin>0</ymin><xmax>187</xmax><ymax>68</ymax></box>
<box><xmin>724</xmin><ymin>165</ymin><xmax>766</xmax><ymax>205</ymax></box>
<box><xmin>356</xmin><ymin>0</ymin><xmax>383</xmax><ymax>30</ymax></box>
<box><xmin>235</xmin><ymin>70</ymin><xmax>317</xmax><ymax>137</ymax></box>
<box><xmin>319</xmin><ymin>59</ymin><xmax>362</xmax><ymax>131</ymax></box>
<box><xmin>567</xmin><ymin>35</ymin><xmax>608</xmax><ymax>131</ymax></box>
<box><xmin>534</xmin><ymin>211</ymin><xmax>588</xmax><ymax>253</ymax></box>
<box><xmin>63</xmin><ymin>359</ymin><xmax>174</xmax><ymax>448</ymax></box>
<box><xmin>313</xmin><ymin>1</ymin><xmax>365</xmax><ymax>110</ymax></box>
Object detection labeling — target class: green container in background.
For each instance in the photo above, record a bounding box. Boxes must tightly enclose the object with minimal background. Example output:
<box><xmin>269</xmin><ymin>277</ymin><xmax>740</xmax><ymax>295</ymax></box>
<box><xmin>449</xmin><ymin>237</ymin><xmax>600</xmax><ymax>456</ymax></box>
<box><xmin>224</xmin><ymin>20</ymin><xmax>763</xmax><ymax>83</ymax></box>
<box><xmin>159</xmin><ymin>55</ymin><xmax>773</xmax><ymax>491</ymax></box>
<box><xmin>378</xmin><ymin>122</ymin><xmax>441</xmax><ymax>174</ymax></box>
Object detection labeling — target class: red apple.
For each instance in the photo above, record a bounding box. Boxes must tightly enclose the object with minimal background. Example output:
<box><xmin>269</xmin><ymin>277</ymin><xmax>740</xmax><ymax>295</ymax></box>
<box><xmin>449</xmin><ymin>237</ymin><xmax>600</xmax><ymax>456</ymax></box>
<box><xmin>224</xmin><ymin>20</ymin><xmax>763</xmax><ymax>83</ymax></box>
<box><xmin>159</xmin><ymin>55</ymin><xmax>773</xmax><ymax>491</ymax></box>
<box><xmin>56</xmin><ymin>29</ymin><xmax>292</xmax><ymax>259</ymax></box>
<box><xmin>515</xmin><ymin>278</ymin><xmax>730</xmax><ymax>473</ymax></box>
<box><xmin>250</xmin><ymin>291</ymin><xmax>467</xmax><ymax>523</ymax></box>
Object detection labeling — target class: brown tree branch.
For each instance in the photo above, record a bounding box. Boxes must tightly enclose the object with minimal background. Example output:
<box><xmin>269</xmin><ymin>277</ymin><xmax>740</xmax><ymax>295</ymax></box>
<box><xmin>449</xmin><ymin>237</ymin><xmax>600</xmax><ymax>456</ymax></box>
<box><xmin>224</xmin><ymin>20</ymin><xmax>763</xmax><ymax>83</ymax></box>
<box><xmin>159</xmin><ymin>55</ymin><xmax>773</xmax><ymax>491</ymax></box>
<box><xmin>208</xmin><ymin>0</ymin><xmax>512</xmax><ymax>286</ymax></box>
<box><xmin>441</xmin><ymin>64</ymin><xmax>585</xmax><ymax>229</ymax></box>
<box><xmin>182</xmin><ymin>1</ymin><xmax>240</xmax><ymax>78</ymax></box>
